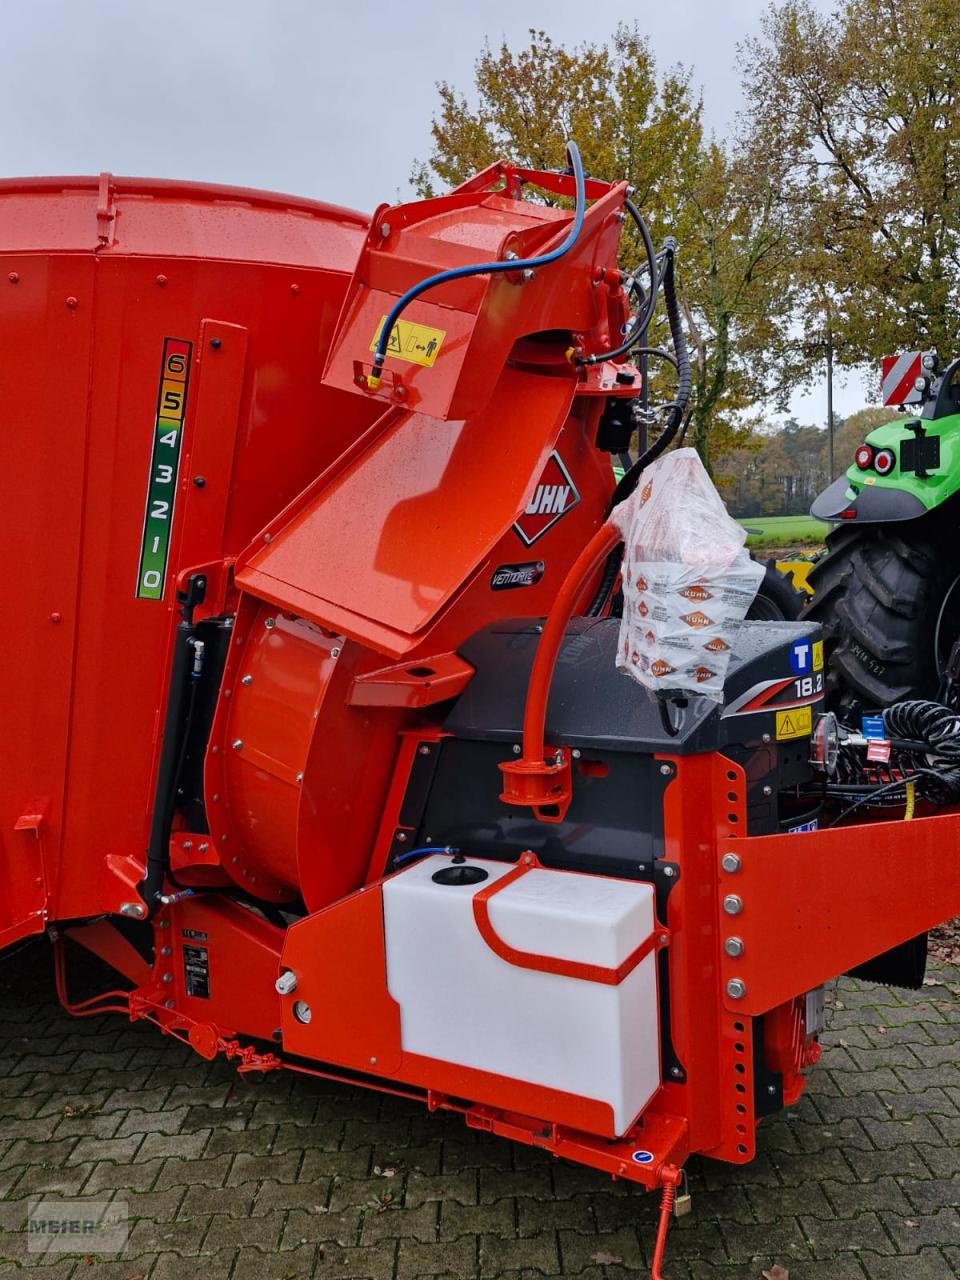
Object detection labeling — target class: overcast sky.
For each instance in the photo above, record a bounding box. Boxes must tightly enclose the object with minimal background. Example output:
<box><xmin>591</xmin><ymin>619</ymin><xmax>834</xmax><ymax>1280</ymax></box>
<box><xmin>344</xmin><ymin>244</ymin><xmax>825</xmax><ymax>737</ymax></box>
<box><xmin>3</xmin><ymin>0</ymin><xmax>861</xmax><ymax>424</ymax></box>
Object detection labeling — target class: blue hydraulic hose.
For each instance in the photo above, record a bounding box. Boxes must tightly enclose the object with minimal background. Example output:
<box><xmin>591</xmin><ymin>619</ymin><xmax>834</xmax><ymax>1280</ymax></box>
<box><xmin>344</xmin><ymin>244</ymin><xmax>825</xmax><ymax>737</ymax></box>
<box><xmin>367</xmin><ymin>141</ymin><xmax>588</xmax><ymax>389</ymax></box>
<box><xmin>392</xmin><ymin>845</ymin><xmax>457</xmax><ymax>867</ymax></box>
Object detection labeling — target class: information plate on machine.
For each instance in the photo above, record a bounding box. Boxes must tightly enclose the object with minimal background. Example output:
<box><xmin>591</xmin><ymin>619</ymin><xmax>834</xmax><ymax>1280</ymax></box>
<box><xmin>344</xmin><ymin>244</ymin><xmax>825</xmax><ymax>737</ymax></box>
<box><xmin>136</xmin><ymin>338</ymin><xmax>193</xmax><ymax>600</ymax></box>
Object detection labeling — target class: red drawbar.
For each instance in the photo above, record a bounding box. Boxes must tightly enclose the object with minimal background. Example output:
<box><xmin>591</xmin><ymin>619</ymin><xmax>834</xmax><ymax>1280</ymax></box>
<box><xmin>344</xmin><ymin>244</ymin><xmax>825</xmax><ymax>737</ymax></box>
<box><xmin>472</xmin><ymin>856</ymin><xmax>663</xmax><ymax>985</ymax></box>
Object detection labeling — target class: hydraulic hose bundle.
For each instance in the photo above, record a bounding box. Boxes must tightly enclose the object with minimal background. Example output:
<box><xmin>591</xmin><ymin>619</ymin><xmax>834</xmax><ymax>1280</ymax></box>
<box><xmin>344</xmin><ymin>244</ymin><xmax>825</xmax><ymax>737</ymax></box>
<box><xmin>588</xmin><ymin>234</ymin><xmax>693</xmax><ymax>617</ymax></box>
<box><xmin>810</xmin><ymin>698</ymin><xmax>960</xmax><ymax>826</ymax></box>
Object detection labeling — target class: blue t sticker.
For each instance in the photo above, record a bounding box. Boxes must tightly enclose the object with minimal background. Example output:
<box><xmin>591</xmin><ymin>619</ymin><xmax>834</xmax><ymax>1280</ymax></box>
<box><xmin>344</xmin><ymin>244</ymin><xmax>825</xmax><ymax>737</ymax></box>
<box><xmin>631</xmin><ymin>1149</ymin><xmax>655</xmax><ymax>1165</ymax></box>
<box><xmin>789</xmin><ymin>639</ymin><xmax>813</xmax><ymax>675</ymax></box>
<box><xmin>862</xmin><ymin>715</ymin><xmax>885</xmax><ymax>740</ymax></box>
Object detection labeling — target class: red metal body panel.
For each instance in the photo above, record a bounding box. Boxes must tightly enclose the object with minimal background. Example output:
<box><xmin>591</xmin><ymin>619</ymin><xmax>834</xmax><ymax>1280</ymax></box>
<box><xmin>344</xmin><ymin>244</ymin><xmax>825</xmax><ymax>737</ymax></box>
<box><xmin>0</xmin><ymin>177</ymin><xmax>374</xmax><ymax>940</ymax></box>
<box><xmin>719</xmin><ymin>809</ymin><xmax>960</xmax><ymax>1017</ymax></box>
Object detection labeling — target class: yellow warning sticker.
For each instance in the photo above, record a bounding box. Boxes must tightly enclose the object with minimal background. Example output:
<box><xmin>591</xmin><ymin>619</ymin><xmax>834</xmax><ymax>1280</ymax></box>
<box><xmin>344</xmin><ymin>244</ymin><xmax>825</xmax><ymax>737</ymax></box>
<box><xmin>370</xmin><ymin>316</ymin><xmax>446</xmax><ymax>368</ymax></box>
<box><xmin>812</xmin><ymin>640</ymin><xmax>824</xmax><ymax>671</ymax></box>
<box><xmin>776</xmin><ymin>705</ymin><xmax>813</xmax><ymax>741</ymax></box>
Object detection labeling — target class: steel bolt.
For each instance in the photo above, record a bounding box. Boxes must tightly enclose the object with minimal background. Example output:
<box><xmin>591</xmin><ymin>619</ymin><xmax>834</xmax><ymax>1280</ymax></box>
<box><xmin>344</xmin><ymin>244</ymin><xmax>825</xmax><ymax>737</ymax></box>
<box><xmin>160</xmin><ymin>946</ymin><xmax>171</xmax><ymax>958</ymax></box>
<box><xmin>762</xmin><ymin>784</ymin><xmax>773</xmax><ymax>797</ymax></box>
<box><xmin>662</xmin><ymin>865</ymin><xmax>677</xmax><ymax>879</ymax></box>
<box><xmin>762</xmin><ymin>733</ymin><xmax>771</xmax><ymax>744</ymax></box>
<box><xmin>198</xmin><ymin>842</ymin><xmax>209</xmax><ymax>852</ymax></box>
<box><xmin>396</xmin><ymin>831</ymin><xmax>408</xmax><ymax>843</ymax></box>
<box><xmin>162</xmin><ymin>972</ymin><xmax>173</xmax><ymax>984</ymax></box>
<box><xmin>721</xmin><ymin>853</ymin><xmax>742</xmax><ymax>874</ymax></box>
<box><xmin>379</xmin><ymin>222</ymin><xmax>391</xmax><ymax>238</ymax></box>
<box><xmin>331</xmin><ymin>646</ymin><xmax>341</xmax><ymax>657</ymax></box>
<box><xmin>232</xmin><ymin>739</ymin><xmax>243</xmax><ymax>751</ymax></box>
<box><xmin>158</xmin><ymin>919</ymin><xmax>170</xmax><ymax>930</ymax></box>
<box><xmin>119</xmin><ymin>902</ymin><xmax>145</xmax><ymax>919</ymax></box>
<box><xmin>521</xmin><ymin>268</ymin><xmax>535</xmax><ymax>281</ymax></box>
<box><xmin>295</xmin><ymin>772</ymin><xmax>303</xmax><ymax>784</ymax></box>
<box><xmin>767</xmin><ymin>1083</ymin><xmax>777</xmax><ymax>1095</ymax></box>
<box><xmin>182</xmin><ymin>840</ymin><xmax>193</xmax><ymax>850</ymax></box>
<box><xmin>659</xmin><ymin>763</ymin><xmax>673</xmax><ymax>776</ymax></box>
<box><xmin>724</xmin><ymin>936</ymin><xmax>745</xmax><ymax>958</ymax></box>
<box><xmin>723</xmin><ymin>894</ymin><xmax>743</xmax><ymax>916</ymax></box>
<box><xmin>571</xmin><ymin>748</ymin><xmax>581</xmax><ymax>759</ymax></box>
<box><xmin>264</xmin><ymin>617</ymin><xmax>276</xmax><ymax>629</ymax></box>
<box><xmin>670</xmin><ymin>1066</ymin><xmax>683</xmax><ymax>1079</ymax></box>
<box><xmin>275</xmin><ymin>970</ymin><xmax>298</xmax><ymax>995</ymax></box>
<box><xmin>8</xmin><ymin>271</ymin><xmax>19</xmax><ymax>283</ymax></box>
<box><xmin>241</xmin><ymin>674</ymin><xmax>253</xmax><ymax>686</ymax></box>
<box><xmin>210</xmin><ymin>337</ymin><xmax>222</xmax><ymax>349</ymax></box>
<box><xmin>726</xmin><ymin>978</ymin><xmax>747</xmax><ymax>999</ymax></box>
<box><xmin>66</xmin><ymin>296</ymin><xmax>78</xmax><ymax>309</ymax></box>
<box><xmin>418</xmin><ymin>745</ymin><xmax>431</xmax><ymax>755</ymax></box>
<box><xmin>504</xmin><ymin>250</ymin><xmax>518</xmax><ymax>261</ymax></box>
<box><xmin>155</xmin><ymin>274</ymin><xmax>167</xmax><ymax>287</ymax></box>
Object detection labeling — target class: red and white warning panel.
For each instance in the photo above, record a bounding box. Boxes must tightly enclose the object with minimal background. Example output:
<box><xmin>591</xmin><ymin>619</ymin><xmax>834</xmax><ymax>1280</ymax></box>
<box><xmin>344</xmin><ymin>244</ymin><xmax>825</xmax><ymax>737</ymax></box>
<box><xmin>382</xmin><ymin>856</ymin><xmax>661</xmax><ymax>1137</ymax></box>
<box><xmin>881</xmin><ymin>351</ymin><xmax>930</xmax><ymax>406</ymax></box>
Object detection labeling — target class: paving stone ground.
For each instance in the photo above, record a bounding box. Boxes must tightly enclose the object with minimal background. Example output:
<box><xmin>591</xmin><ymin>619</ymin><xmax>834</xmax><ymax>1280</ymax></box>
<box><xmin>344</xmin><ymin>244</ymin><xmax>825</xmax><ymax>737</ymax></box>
<box><xmin>0</xmin><ymin>941</ymin><xmax>958</xmax><ymax>1279</ymax></box>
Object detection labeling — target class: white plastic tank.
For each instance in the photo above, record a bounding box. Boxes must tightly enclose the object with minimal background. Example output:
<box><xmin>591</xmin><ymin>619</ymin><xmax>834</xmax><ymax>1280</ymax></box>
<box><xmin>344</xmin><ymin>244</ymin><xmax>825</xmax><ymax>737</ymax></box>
<box><xmin>382</xmin><ymin>855</ymin><xmax>661</xmax><ymax>1136</ymax></box>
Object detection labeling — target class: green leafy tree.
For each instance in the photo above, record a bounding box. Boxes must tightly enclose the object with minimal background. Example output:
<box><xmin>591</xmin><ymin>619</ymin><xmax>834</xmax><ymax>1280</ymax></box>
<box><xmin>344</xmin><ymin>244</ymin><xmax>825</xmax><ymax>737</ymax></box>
<box><xmin>742</xmin><ymin>0</ymin><xmax>960</xmax><ymax>372</ymax></box>
<box><xmin>412</xmin><ymin>27</ymin><xmax>796</xmax><ymax>474</ymax></box>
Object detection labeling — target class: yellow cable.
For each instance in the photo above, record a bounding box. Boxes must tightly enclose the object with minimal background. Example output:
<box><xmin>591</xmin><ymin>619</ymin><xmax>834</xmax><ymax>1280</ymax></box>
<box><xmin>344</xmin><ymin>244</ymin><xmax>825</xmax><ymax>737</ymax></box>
<box><xmin>904</xmin><ymin>780</ymin><xmax>915</xmax><ymax>821</ymax></box>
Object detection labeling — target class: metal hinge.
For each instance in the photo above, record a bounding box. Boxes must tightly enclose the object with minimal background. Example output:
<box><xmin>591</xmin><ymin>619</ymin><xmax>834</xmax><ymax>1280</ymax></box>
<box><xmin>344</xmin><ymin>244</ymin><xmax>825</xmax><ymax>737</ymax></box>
<box><xmin>96</xmin><ymin>171</ymin><xmax>116</xmax><ymax>249</ymax></box>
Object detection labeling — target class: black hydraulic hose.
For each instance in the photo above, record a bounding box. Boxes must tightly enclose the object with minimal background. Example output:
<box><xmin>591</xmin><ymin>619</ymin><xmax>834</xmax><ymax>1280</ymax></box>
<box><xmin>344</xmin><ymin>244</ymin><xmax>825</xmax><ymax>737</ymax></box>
<box><xmin>140</xmin><ymin>621</ymin><xmax>200</xmax><ymax>912</ymax></box>
<box><xmin>577</xmin><ymin>199</ymin><xmax>660</xmax><ymax>367</ymax></box>
<box><xmin>368</xmin><ymin>140</ymin><xmax>587</xmax><ymax>390</ymax></box>
<box><xmin>586</xmin><ymin>241</ymin><xmax>692</xmax><ymax>616</ymax></box>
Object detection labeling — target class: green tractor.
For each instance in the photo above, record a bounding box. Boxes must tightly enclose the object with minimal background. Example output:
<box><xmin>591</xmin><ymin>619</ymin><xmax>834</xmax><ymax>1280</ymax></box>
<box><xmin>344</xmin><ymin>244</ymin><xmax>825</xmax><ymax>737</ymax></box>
<box><xmin>805</xmin><ymin>353</ymin><xmax>960</xmax><ymax>707</ymax></box>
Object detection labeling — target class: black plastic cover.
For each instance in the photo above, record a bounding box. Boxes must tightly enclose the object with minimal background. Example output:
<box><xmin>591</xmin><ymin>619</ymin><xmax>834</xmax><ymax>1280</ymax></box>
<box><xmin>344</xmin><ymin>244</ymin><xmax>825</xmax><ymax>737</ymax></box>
<box><xmin>447</xmin><ymin>616</ymin><xmax>820</xmax><ymax>756</ymax></box>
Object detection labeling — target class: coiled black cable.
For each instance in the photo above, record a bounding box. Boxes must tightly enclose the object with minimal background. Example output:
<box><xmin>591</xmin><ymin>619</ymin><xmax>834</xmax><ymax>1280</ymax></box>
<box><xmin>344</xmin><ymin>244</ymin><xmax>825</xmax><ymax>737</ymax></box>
<box><xmin>883</xmin><ymin>700</ymin><xmax>960</xmax><ymax>804</ymax></box>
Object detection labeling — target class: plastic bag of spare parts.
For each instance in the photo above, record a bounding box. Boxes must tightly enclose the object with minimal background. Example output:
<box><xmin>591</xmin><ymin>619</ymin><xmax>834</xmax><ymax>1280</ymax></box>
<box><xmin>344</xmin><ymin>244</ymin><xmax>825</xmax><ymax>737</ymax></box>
<box><xmin>611</xmin><ymin>448</ymin><xmax>764</xmax><ymax>701</ymax></box>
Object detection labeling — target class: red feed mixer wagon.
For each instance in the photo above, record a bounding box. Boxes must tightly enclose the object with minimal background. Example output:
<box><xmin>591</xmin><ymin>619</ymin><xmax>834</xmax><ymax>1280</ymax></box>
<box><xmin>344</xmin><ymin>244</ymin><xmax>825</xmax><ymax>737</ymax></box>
<box><xmin>2</xmin><ymin>148</ymin><xmax>959</xmax><ymax>1275</ymax></box>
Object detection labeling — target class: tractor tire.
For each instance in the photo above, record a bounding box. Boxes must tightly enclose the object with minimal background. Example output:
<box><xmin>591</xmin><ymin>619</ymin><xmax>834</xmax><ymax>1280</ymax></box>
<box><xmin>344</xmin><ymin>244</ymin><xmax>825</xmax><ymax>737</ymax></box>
<box><xmin>802</xmin><ymin>521</ymin><xmax>960</xmax><ymax>708</ymax></box>
<box><xmin>747</xmin><ymin>560</ymin><xmax>805</xmax><ymax>622</ymax></box>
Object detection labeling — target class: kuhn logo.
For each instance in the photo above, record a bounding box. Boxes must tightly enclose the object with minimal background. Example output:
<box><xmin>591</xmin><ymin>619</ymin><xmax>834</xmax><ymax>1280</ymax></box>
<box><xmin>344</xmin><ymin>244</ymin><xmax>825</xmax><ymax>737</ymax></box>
<box><xmin>679</xmin><ymin>583</ymin><xmax>713</xmax><ymax>602</ymax></box>
<box><xmin>491</xmin><ymin>561</ymin><xmax>545</xmax><ymax>591</ymax></box>
<box><xmin>636</xmin><ymin>574</ymin><xmax>649</xmax><ymax>592</ymax></box>
<box><xmin>651</xmin><ymin>659</ymin><xmax>675</xmax><ymax>677</ymax></box>
<box><xmin>514</xmin><ymin>451</ymin><xmax>581</xmax><ymax>546</ymax></box>
<box><xmin>704</xmin><ymin>636</ymin><xmax>730</xmax><ymax>653</ymax></box>
<box><xmin>692</xmin><ymin>666</ymin><xmax>716</xmax><ymax>683</ymax></box>
<box><xmin>680</xmin><ymin>611</ymin><xmax>714</xmax><ymax>629</ymax></box>
<box><xmin>637</xmin><ymin>600</ymin><xmax>649</xmax><ymax>617</ymax></box>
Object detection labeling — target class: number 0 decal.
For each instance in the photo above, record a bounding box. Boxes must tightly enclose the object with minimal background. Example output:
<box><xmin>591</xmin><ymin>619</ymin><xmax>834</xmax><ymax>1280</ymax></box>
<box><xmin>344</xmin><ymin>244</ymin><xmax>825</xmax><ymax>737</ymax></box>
<box><xmin>136</xmin><ymin>338</ymin><xmax>192</xmax><ymax>600</ymax></box>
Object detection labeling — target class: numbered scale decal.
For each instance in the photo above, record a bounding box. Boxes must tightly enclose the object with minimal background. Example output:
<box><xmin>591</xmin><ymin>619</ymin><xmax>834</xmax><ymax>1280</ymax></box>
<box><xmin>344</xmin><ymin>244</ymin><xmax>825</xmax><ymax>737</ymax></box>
<box><xmin>136</xmin><ymin>338</ymin><xmax>192</xmax><ymax>600</ymax></box>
